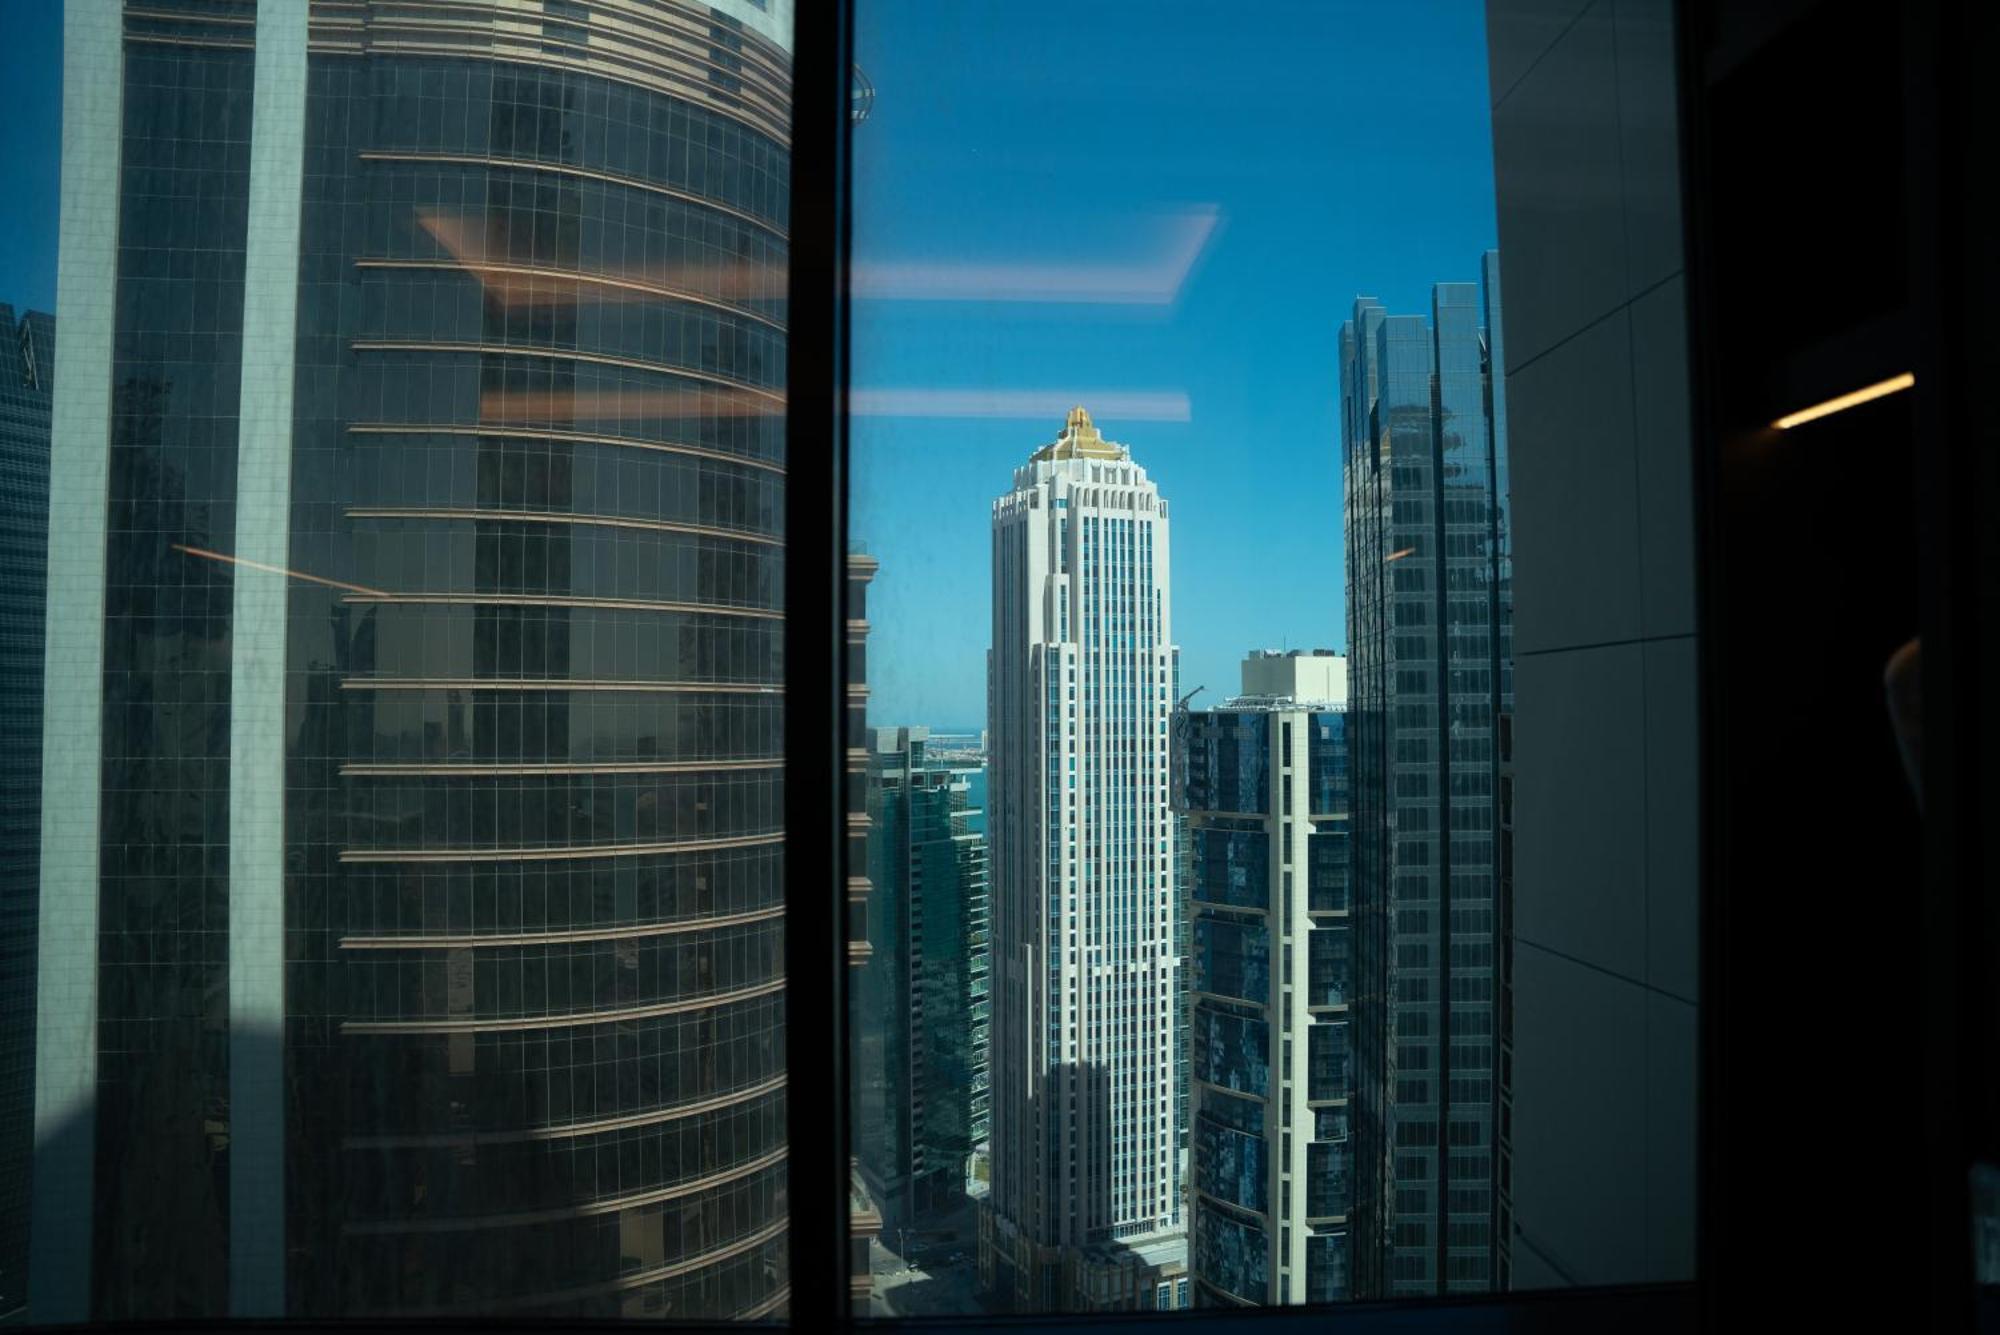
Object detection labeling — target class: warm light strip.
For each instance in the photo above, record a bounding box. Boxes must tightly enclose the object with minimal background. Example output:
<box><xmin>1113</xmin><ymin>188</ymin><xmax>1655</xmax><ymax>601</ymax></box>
<box><xmin>337</xmin><ymin>902</ymin><xmax>784</xmax><ymax>950</ymax></box>
<box><xmin>173</xmin><ymin>543</ymin><xmax>385</xmax><ymax>597</ymax></box>
<box><xmin>1773</xmin><ymin>372</ymin><xmax>1915</xmax><ymax>430</ymax></box>
<box><xmin>1385</xmin><ymin>547</ymin><xmax>1416</xmax><ymax>562</ymax></box>
<box><xmin>340</xmin><ymin>1146</ymin><xmax>789</xmax><ymax>1236</ymax></box>
<box><xmin>341</xmin><ymin>1073</ymin><xmax>788</xmax><ymax>1150</ymax></box>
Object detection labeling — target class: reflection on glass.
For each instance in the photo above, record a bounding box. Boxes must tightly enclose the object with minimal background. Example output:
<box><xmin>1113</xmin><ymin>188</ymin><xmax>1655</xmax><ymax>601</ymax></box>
<box><xmin>0</xmin><ymin>0</ymin><xmax>1709</xmax><ymax>1322</ymax></box>
<box><xmin>1341</xmin><ymin>265</ymin><xmax>1510</xmax><ymax>1297</ymax></box>
<box><xmin>19</xmin><ymin>0</ymin><xmax>794</xmax><ymax>1321</ymax></box>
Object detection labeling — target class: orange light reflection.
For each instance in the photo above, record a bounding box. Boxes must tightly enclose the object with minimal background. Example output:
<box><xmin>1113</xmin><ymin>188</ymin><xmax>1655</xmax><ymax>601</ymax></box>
<box><xmin>417</xmin><ymin>211</ymin><xmax>787</xmax><ymax>307</ymax></box>
<box><xmin>172</xmin><ymin>544</ymin><xmax>385</xmax><ymax>597</ymax></box>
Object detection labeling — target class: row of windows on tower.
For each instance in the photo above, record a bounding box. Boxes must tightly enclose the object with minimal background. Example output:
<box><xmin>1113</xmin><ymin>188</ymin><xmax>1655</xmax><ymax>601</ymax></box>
<box><xmin>339</xmin><ymin>355</ymin><xmax>785</xmax><ymax>462</ymax></box>
<box><xmin>354</xmin><ymin>60</ymin><xmax>791</xmax><ymax>225</ymax></box>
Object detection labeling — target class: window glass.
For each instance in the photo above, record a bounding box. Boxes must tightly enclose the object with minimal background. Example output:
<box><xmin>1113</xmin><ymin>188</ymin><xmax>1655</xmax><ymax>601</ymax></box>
<box><xmin>0</xmin><ymin>0</ymin><xmax>1711</xmax><ymax>1323</ymax></box>
<box><xmin>1</xmin><ymin>0</ymin><xmax>795</xmax><ymax>1322</ymax></box>
<box><xmin>847</xmin><ymin>0</ymin><xmax>1697</xmax><ymax>1316</ymax></box>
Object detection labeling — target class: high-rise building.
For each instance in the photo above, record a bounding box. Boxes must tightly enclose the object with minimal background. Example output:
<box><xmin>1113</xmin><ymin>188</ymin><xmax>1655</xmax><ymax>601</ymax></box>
<box><xmin>0</xmin><ymin>303</ymin><xmax>54</xmax><ymax>1320</ymax></box>
<box><xmin>847</xmin><ymin>551</ymin><xmax>882</xmax><ymax>1314</ymax></box>
<box><xmin>35</xmin><ymin>1</ymin><xmax>794</xmax><ymax>1320</ymax></box>
<box><xmin>982</xmin><ymin>406</ymin><xmax>1185</xmax><ymax>1311</ymax></box>
<box><xmin>1180</xmin><ymin>651</ymin><xmax>1352</xmax><ymax>1307</ymax></box>
<box><xmin>857</xmin><ymin>726</ymin><xmax>991</xmax><ymax>1230</ymax></box>
<box><xmin>1339</xmin><ymin>255</ymin><xmax>1512</xmax><ymax>1297</ymax></box>
<box><xmin>1173</xmin><ymin>804</ymin><xmax>1191</xmax><ymax>1185</ymax></box>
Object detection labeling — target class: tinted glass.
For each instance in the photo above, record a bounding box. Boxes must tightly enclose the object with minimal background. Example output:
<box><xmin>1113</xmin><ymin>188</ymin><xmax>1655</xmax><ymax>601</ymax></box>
<box><xmin>2</xmin><ymin>0</ymin><xmax>796</xmax><ymax>1321</ymax></box>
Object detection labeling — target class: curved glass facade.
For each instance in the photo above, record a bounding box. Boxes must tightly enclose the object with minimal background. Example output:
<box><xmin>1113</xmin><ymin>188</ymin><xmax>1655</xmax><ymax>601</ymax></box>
<box><xmin>1191</xmin><ymin>1201</ymin><xmax>1267</xmax><ymax>1304</ymax></box>
<box><xmin>93</xmin><ymin>36</ymin><xmax>256</xmax><ymax>1315</ymax></box>
<box><xmin>30</xmin><ymin>0</ymin><xmax>792</xmax><ymax>1320</ymax></box>
<box><xmin>1191</xmin><ymin>1114</ymin><xmax>1268</xmax><ymax>1214</ymax></box>
<box><xmin>1192</xmin><ymin>916</ymin><xmax>1270</xmax><ymax>1005</ymax></box>
<box><xmin>282</xmin><ymin>15</ymin><xmax>793</xmax><ymax>1316</ymax></box>
<box><xmin>1189</xmin><ymin>1005</ymin><xmax>1268</xmax><ymax>1097</ymax></box>
<box><xmin>1190</xmin><ymin>825</ymin><xmax>1268</xmax><ymax>910</ymax></box>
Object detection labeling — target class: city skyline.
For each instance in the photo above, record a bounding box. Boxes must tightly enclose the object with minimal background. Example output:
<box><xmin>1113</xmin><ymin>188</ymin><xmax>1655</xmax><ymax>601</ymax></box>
<box><xmin>0</xmin><ymin>3</ymin><xmax>1504</xmax><ymax>737</ymax></box>
<box><xmin>849</xmin><ymin>0</ymin><xmax>1500</xmax><ymax>730</ymax></box>
<box><xmin>0</xmin><ymin>0</ymin><xmax>1711</xmax><ymax>1324</ymax></box>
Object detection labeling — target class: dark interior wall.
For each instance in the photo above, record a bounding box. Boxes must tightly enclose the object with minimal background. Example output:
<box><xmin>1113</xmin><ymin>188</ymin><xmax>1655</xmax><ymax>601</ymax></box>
<box><xmin>1680</xmin><ymin>0</ymin><xmax>1996</xmax><ymax>1328</ymax></box>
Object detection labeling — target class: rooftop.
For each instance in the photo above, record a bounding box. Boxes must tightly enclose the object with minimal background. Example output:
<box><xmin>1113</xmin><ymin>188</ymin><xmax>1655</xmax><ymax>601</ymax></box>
<box><xmin>1077</xmin><ymin>1228</ymin><xmax>1189</xmax><ymax>1269</ymax></box>
<box><xmin>1029</xmin><ymin>405</ymin><xmax>1129</xmax><ymax>464</ymax></box>
<box><xmin>1217</xmin><ymin>695</ymin><xmax>1349</xmax><ymax>712</ymax></box>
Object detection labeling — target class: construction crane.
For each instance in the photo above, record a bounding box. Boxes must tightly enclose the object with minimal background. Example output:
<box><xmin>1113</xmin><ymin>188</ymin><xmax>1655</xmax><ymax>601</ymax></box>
<box><xmin>1168</xmin><ymin>686</ymin><xmax>1205</xmax><ymax>806</ymax></box>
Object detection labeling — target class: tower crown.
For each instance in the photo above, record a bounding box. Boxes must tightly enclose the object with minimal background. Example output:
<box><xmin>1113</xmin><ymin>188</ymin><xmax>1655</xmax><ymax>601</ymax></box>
<box><xmin>1030</xmin><ymin>404</ymin><xmax>1128</xmax><ymax>463</ymax></box>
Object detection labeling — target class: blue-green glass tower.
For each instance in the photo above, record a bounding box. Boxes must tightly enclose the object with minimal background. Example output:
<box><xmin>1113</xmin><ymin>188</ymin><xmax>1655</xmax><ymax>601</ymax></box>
<box><xmin>1340</xmin><ymin>254</ymin><xmax>1512</xmax><ymax>1297</ymax></box>
<box><xmin>859</xmin><ymin>726</ymin><xmax>992</xmax><ymax>1231</ymax></box>
<box><xmin>0</xmin><ymin>304</ymin><xmax>53</xmax><ymax>1320</ymax></box>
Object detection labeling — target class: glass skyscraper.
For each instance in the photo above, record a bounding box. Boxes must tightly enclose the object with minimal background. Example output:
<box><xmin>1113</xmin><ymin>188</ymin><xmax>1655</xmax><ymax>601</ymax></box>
<box><xmin>35</xmin><ymin>0</ymin><xmax>793</xmax><ymax>1320</ymax></box>
<box><xmin>983</xmin><ymin>406</ymin><xmax>1186</xmax><ymax>1311</ymax></box>
<box><xmin>857</xmin><ymin>726</ymin><xmax>991</xmax><ymax>1230</ymax></box>
<box><xmin>0</xmin><ymin>303</ymin><xmax>54</xmax><ymax>1320</ymax></box>
<box><xmin>1180</xmin><ymin>651</ymin><xmax>1351</xmax><ymax>1307</ymax></box>
<box><xmin>1339</xmin><ymin>253</ymin><xmax>1512</xmax><ymax>1297</ymax></box>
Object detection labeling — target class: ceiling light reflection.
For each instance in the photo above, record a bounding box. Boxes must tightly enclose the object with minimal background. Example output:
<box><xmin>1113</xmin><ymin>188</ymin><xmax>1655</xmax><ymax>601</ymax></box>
<box><xmin>172</xmin><ymin>544</ymin><xmax>385</xmax><ymax>597</ymax></box>
<box><xmin>416</xmin><ymin>211</ymin><xmax>787</xmax><ymax>306</ymax></box>
<box><xmin>851</xmin><ymin>207</ymin><xmax>1221</xmax><ymax>305</ymax></box>
<box><xmin>1772</xmin><ymin>372</ymin><xmax>1915</xmax><ymax>430</ymax></box>
<box><xmin>478</xmin><ymin>388</ymin><xmax>782</xmax><ymax>422</ymax></box>
<box><xmin>850</xmin><ymin>388</ymin><xmax>1191</xmax><ymax>422</ymax></box>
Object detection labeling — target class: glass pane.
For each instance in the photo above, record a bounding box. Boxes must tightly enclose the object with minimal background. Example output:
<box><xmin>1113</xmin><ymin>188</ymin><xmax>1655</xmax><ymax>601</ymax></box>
<box><xmin>848</xmin><ymin>0</ymin><xmax>1696</xmax><ymax>1315</ymax></box>
<box><xmin>2</xmin><ymin>0</ymin><xmax>793</xmax><ymax>1321</ymax></box>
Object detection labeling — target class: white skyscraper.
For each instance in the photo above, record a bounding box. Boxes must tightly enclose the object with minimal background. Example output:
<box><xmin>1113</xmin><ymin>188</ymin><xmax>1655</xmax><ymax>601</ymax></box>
<box><xmin>980</xmin><ymin>408</ymin><xmax>1187</xmax><ymax>1312</ymax></box>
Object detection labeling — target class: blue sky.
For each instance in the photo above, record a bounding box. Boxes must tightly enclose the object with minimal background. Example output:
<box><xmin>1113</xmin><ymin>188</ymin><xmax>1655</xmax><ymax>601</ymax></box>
<box><xmin>0</xmin><ymin>1</ymin><xmax>1499</xmax><ymax>730</ymax></box>
<box><xmin>0</xmin><ymin>5</ymin><xmax>61</xmax><ymax>314</ymax></box>
<box><xmin>853</xmin><ymin>0</ymin><xmax>1498</xmax><ymax>728</ymax></box>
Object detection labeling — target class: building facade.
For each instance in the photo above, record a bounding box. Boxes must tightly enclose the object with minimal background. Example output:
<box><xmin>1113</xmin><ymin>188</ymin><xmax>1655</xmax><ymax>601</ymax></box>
<box><xmin>0</xmin><ymin>304</ymin><xmax>54</xmax><ymax>1319</ymax></box>
<box><xmin>858</xmin><ymin>726</ymin><xmax>991</xmax><ymax>1231</ymax></box>
<box><xmin>847</xmin><ymin>552</ymin><xmax>881</xmax><ymax>1314</ymax></box>
<box><xmin>982</xmin><ymin>406</ymin><xmax>1185</xmax><ymax>1311</ymax></box>
<box><xmin>1180</xmin><ymin>651</ymin><xmax>1352</xmax><ymax>1307</ymax></box>
<box><xmin>1339</xmin><ymin>255</ymin><xmax>1512</xmax><ymax>1296</ymax></box>
<box><xmin>35</xmin><ymin>0</ymin><xmax>794</xmax><ymax>1320</ymax></box>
